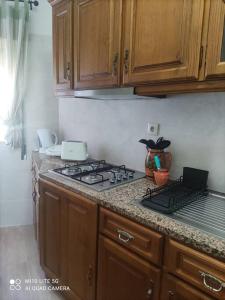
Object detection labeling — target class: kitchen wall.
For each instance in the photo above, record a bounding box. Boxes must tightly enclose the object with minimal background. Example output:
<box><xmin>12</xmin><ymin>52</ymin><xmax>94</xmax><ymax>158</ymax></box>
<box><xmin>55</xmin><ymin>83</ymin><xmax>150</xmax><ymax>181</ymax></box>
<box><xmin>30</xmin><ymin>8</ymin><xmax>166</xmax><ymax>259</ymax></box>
<box><xmin>0</xmin><ymin>1</ymin><xmax>57</xmax><ymax>227</ymax></box>
<box><xmin>59</xmin><ymin>92</ymin><xmax>225</xmax><ymax>193</ymax></box>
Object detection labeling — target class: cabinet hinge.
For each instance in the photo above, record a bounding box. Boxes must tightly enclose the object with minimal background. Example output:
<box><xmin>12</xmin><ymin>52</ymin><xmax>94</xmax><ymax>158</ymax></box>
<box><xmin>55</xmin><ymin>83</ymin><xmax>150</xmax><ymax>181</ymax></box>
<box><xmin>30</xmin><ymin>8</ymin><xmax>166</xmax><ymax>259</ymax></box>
<box><xmin>199</xmin><ymin>46</ymin><xmax>204</xmax><ymax>70</ymax></box>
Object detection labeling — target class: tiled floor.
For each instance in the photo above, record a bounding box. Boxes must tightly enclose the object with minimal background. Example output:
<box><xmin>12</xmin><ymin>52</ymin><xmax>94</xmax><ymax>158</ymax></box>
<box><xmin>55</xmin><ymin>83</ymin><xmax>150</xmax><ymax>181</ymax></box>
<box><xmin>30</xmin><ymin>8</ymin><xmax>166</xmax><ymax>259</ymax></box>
<box><xmin>0</xmin><ymin>225</ymin><xmax>64</xmax><ymax>300</ymax></box>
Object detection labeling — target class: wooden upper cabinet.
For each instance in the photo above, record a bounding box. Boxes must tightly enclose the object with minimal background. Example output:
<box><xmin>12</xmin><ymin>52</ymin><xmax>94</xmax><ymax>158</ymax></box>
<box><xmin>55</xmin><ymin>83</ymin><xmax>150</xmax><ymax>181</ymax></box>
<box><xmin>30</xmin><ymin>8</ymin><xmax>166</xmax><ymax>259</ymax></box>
<box><xmin>74</xmin><ymin>0</ymin><xmax>122</xmax><ymax>89</ymax></box>
<box><xmin>205</xmin><ymin>0</ymin><xmax>225</xmax><ymax>78</ymax></box>
<box><xmin>122</xmin><ymin>0</ymin><xmax>205</xmax><ymax>85</ymax></box>
<box><xmin>52</xmin><ymin>0</ymin><xmax>73</xmax><ymax>94</ymax></box>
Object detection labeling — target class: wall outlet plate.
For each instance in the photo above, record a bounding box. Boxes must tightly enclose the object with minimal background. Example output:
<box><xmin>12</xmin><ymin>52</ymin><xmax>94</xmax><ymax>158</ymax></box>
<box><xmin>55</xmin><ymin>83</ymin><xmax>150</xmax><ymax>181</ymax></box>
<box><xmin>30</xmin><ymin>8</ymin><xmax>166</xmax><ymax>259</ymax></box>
<box><xmin>147</xmin><ymin>123</ymin><xmax>159</xmax><ymax>136</ymax></box>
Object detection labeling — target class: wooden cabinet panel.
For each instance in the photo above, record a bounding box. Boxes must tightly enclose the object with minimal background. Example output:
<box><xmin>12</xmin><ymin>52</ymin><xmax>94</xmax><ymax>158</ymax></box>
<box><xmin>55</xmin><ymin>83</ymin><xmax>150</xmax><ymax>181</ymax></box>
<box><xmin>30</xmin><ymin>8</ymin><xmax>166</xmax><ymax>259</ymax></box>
<box><xmin>160</xmin><ymin>273</ymin><xmax>213</xmax><ymax>300</ymax></box>
<box><xmin>39</xmin><ymin>180</ymin><xmax>97</xmax><ymax>300</ymax></box>
<box><xmin>74</xmin><ymin>0</ymin><xmax>122</xmax><ymax>89</ymax></box>
<box><xmin>164</xmin><ymin>239</ymin><xmax>225</xmax><ymax>299</ymax></box>
<box><xmin>39</xmin><ymin>184</ymin><xmax>63</xmax><ymax>282</ymax></box>
<box><xmin>97</xmin><ymin>235</ymin><xmax>161</xmax><ymax>300</ymax></box>
<box><xmin>52</xmin><ymin>0</ymin><xmax>73</xmax><ymax>94</ymax></box>
<box><xmin>122</xmin><ymin>0</ymin><xmax>204</xmax><ymax>85</ymax></box>
<box><xmin>205</xmin><ymin>0</ymin><xmax>225</xmax><ymax>78</ymax></box>
<box><xmin>99</xmin><ymin>208</ymin><xmax>163</xmax><ymax>266</ymax></box>
<box><xmin>63</xmin><ymin>192</ymin><xmax>97</xmax><ymax>300</ymax></box>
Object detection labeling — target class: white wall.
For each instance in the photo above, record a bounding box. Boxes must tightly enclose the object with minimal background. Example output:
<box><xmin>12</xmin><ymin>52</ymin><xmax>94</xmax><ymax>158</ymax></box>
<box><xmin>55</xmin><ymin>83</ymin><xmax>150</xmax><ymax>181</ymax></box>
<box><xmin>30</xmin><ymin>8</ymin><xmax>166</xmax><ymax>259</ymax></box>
<box><xmin>29</xmin><ymin>0</ymin><xmax>52</xmax><ymax>36</ymax></box>
<box><xmin>25</xmin><ymin>34</ymin><xmax>58</xmax><ymax>151</ymax></box>
<box><xmin>59</xmin><ymin>92</ymin><xmax>225</xmax><ymax>193</ymax></box>
<box><xmin>0</xmin><ymin>2</ymin><xmax>58</xmax><ymax>227</ymax></box>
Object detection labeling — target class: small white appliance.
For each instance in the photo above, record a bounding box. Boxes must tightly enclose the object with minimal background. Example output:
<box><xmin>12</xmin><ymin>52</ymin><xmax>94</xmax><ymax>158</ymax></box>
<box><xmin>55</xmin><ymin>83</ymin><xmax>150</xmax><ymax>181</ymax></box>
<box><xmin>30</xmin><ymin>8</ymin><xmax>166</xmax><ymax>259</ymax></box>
<box><xmin>61</xmin><ymin>141</ymin><xmax>88</xmax><ymax>161</ymax></box>
<box><xmin>37</xmin><ymin>128</ymin><xmax>59</xmax><ymax>154</ymax></box>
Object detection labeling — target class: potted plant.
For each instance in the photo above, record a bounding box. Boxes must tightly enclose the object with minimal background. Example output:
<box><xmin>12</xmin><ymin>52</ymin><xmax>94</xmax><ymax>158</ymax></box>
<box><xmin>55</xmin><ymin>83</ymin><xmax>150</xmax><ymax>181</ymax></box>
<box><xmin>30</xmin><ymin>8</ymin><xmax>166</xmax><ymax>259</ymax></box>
<box><xmin>139</xmin><ymin>137</ymin><xmax>172</xmax><ymax>178</ymax></box>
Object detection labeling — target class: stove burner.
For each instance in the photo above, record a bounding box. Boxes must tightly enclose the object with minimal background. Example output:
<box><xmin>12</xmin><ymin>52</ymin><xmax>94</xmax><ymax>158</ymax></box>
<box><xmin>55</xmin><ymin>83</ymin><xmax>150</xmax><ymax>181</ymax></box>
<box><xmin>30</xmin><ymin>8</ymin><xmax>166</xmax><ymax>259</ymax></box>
<box><xmin>91</xmin><ymin>164</ymin><xmax>99</xmax><ymax>170</ymax></box>
<box><xmin>65</xmin><ymin>162</ymin><xmax>78</xmax><ymax>168</ymax></box>
<box><xmin>62</xmin><ymin>167</ymin><xmax>81</xmax><ymax>176</ymax></box>
<box><xmin>90</xmin><ymin>173</ymin><xmax>98</xmax><ymax>180</ymax></box>
<box><xmin>51</xmin><ymin>159</ymin><xmax>145</xmax><ymax>191</ymax></box>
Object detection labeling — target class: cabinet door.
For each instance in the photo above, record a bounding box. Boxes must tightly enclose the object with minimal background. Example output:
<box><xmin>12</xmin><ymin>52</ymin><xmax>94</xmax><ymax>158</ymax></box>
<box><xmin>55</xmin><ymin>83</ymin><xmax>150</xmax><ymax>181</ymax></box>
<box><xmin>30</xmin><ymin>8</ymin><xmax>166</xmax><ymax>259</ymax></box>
<box><xmin>97</xmin><ymin>236</ymin><xmax>161</xmax><ymax>300</ymax></box>
<box><xmin>39</xmin><ymin>183</ymin><xmax>63</xmax><ymax>282</ymax></box>
<box><xmin>160</xmin><ymin>273</ymin><xmax>213</xmax><ymax>300</ymax></box>
<box><xmin>205</xmin><ymin>0</ymin><xmax>225</xmax><ymax>78</ymax></box>
<box><xmin>74</xmin><ymin>0</ymin><xmax>122</xmax><ymax>89</ymax></box>
<box><xmin>62</xmin><ymin>192</ymin><xmax>97</xmax><ymax>300</ymax></box>
<box><xmin>52</xmin><ymin>0</ymin><xmax>73</xmax><ymax>93</ymax></box>
<box><xmin>122</xmin><ymin>0</ymin><xmax>204</xmax><ymax>85</ymax></box>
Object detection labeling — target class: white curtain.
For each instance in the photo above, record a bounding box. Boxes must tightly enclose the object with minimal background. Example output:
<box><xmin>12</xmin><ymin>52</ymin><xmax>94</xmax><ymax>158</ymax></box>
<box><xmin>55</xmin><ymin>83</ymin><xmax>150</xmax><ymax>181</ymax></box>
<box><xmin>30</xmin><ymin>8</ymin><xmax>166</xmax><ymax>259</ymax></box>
<box><xmin>0</xmin><ymin>0</ymin><xmax>29</xmax><ymax>149</ymax></box>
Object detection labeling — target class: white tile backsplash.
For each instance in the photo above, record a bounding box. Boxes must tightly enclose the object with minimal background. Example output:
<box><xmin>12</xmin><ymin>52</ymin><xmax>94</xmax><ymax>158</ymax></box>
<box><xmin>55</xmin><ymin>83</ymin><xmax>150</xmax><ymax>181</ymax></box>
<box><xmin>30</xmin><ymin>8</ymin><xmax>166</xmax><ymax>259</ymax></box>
<box><xmin>59</xmin><ymin>92</ymin><xmax>225</xmax><ymax>193</ymax></box>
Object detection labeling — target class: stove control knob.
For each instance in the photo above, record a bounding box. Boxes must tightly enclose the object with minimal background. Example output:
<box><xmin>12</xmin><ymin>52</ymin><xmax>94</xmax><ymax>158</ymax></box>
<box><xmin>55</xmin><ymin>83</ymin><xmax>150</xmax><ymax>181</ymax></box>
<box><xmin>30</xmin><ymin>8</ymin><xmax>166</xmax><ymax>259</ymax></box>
<box><xmin>123</xmin><ymin>173</ymin><xmax>128</xmax><ymax>180</ymax></box>
<box><xmin>110</xmin><ymin>178</ymin><xmax>115</xmax><ymax>184</ymax></box>
<box><xmin>117</xmin><ymin>175</ymin><xmax>122</xmax><ymax>181</ymax></box>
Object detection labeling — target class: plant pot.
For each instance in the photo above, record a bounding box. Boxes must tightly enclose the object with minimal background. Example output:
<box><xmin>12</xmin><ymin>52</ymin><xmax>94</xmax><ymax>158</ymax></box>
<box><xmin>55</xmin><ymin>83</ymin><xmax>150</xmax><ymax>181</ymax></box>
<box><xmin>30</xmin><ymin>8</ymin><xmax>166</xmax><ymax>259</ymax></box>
<box><xmin>153</xmin><ymin>169</ymin><xmax>169</xmax><ymax>186</ymax></box>
<box><xmin>145</xmin><ymin>149</ymin><xmax>172</xmax><ymax>178</ymax></box>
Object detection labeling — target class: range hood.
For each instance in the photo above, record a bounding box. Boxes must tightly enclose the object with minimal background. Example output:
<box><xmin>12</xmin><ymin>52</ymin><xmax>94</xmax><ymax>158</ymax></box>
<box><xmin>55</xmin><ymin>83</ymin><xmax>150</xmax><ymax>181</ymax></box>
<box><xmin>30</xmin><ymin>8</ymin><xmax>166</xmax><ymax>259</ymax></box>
<box><xmin>74</xmin><ymin>87</ymin><xmax>152</xmax><ymax>100</ymax></box>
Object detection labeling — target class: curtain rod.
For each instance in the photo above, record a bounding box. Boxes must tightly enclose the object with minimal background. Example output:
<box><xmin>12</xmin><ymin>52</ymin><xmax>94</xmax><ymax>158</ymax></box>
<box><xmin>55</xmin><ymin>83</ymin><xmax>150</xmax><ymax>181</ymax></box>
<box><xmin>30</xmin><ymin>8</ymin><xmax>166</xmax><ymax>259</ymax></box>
<box><xmin>6</xmin><ymin>0</ymin><xmax>39</xmax><ymax>10</ymax></box>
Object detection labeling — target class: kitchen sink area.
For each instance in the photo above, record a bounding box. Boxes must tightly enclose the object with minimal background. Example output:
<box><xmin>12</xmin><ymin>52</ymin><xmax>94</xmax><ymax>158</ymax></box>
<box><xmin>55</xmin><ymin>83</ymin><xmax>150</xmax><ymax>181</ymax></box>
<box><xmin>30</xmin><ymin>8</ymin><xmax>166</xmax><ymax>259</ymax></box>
<box><xmin>172</xmin><ymin>191</ymin><xmax>225</xmax><ymax>240</ymax></box>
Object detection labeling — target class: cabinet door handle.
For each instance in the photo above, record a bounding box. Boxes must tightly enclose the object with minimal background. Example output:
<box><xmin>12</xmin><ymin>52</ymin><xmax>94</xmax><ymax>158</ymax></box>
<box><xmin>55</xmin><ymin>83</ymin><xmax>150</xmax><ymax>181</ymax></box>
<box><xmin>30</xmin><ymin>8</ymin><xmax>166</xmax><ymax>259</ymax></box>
<box><xmin>116</xmin><ymin>229</ymin><xmax>134</xmax><ymax>243</ymax></box>
<box><xmin>146</xmin><ymin>288</ymin><xmax>153</xmax><ymax>299</ymax></box>
<box><xmin>168</xmin><ymin>290</ymin><xmax>174</xmax><ymax>299</ymax></box>
<box><xmin>146</xmin><ymin>279</ymin><xmax>154</xmax><ymax>299</ymax></box>
<box><xmin>112</xmin><ymin>53</ymin><xmax>119</xmax><ymax>76</ymax></box>
<box><xmin>199</xmin><ymin>271</ymin><xmax>225</xmax><ymax>292</ymax></box>
<box><xmin>66</xmin><ymin>62</ymin><xmax>71</xmax><ymax>81</ymax></box>
<box><xmin>124</xmin><ymin>49</ymin><xmax>129</xmax><ymax>74</ymax></box>
<box><xmin>87</xmin><ymin>264</ymin><xmax>93</xmax><ymax>287</ymax></box>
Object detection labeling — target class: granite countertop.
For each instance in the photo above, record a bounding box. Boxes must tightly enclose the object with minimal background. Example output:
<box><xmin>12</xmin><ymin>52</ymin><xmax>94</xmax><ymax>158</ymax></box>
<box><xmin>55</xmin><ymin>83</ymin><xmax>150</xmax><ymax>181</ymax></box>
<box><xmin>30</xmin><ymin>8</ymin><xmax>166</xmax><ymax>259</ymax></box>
<box><xmin>32</xmin><ymin>151</ymin><xmax>66</xmax><ymax>173</ymax></box>
<box><xmin>32</xmin><ymin>151</ymin><xmax>225</xmax><ymax>261</ymax></box>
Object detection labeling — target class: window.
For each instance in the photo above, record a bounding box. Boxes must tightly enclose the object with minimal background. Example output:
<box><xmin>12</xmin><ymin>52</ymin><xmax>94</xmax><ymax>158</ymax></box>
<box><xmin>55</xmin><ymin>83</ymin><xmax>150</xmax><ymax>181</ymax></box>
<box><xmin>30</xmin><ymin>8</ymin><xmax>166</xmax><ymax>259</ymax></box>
<box><xmin>0</xmin><ymin>2</ymin><xmax>29</xmax><ymax>148</ymax></box>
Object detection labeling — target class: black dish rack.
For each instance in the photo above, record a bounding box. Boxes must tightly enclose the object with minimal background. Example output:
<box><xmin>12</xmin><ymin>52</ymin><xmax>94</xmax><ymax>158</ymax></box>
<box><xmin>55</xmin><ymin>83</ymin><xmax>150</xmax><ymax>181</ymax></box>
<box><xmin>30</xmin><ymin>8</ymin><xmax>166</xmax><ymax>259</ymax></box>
<box><xmin>141</xmin><ymin>167</ymin><xmax>209</xmax><ymax>214</ymax></box>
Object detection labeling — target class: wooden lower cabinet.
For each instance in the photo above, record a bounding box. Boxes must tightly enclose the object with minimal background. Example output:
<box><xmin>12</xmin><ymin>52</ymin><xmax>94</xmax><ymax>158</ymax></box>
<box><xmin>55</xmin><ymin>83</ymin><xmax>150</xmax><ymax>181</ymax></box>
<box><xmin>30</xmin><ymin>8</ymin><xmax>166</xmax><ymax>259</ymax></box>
<box><xmin>39</xmin><ymin>178</ymin><xmax>225</xmax><ymax>300</ymax></box>
<box><xmin>62</xmin><ymin>190</ymin><xmax>97</xmax><ymax>300</ymax></box>
<box><xmin>97</xmin><ymin>235</ymin><xmax>161</xmax><ymax>300</ymax></box>
<box><xmin>161</xmin><ymin>273</ymin><xmax>214</xmax><ymax>300</ymax></box>
<box><xmin>39</xmin><ymin>180</ymin><xmax>97</xmax><ymax>300</ymax></box>
<box><xmin>164</xmin><ymin>239</ymin><xmax>225</xmax><ymax>300</ymax></box>
<box><xmin>39</xmin><ymin>182</ymin><xmax>63</xmax><ymax>282</ymax></box>
<box><xmin>99</xmin><ymin>208</ymin><xmax>163</xmax><ymax>266</ymax></box>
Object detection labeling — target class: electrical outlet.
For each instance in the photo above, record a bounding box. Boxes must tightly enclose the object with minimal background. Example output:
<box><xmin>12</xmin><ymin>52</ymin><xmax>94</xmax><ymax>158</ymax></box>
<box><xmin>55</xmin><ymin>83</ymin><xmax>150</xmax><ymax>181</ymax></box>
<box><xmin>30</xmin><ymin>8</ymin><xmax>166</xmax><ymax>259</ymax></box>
<box><xmin>147</xmin><ymin>123</ymin><xmax>159</xmax><ymax>136</ymax></box>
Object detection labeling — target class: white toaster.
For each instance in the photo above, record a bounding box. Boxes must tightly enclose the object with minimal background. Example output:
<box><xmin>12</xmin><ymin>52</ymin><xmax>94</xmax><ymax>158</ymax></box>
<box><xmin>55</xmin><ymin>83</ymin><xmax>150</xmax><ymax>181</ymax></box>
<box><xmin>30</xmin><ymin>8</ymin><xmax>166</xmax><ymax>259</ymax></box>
<box><xmin>61</xmin><ymin>141</ymin><xmax>88</xmax><ymax>161</ymax></box>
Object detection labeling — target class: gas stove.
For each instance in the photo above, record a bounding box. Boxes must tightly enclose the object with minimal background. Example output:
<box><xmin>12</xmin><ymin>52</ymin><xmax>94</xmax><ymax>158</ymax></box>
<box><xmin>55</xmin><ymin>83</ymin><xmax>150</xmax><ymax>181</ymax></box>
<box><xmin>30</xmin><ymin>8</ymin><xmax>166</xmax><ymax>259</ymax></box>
<box><xmin>50</xmin><ymin>160</ymin><xmax>145</xmax><ymax>191</ymax></box>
